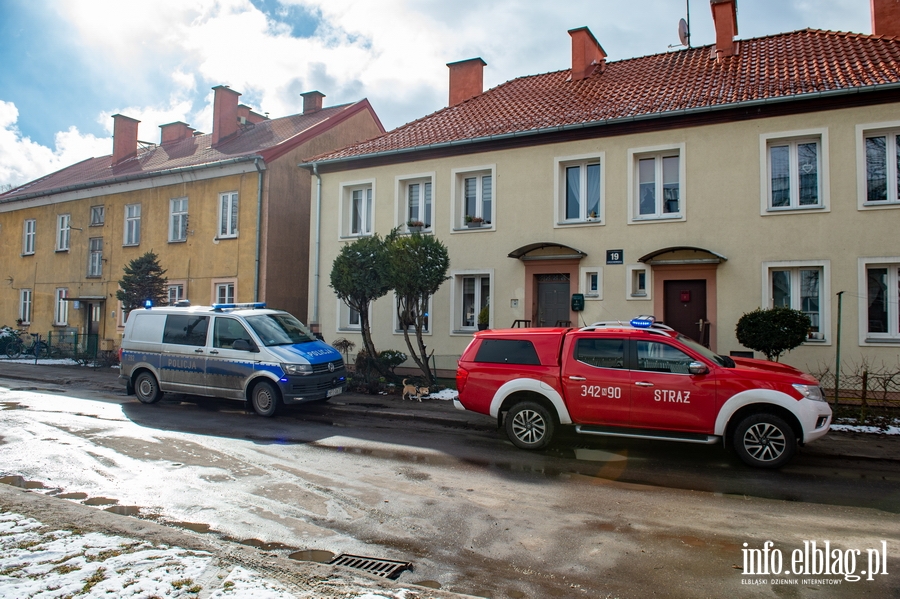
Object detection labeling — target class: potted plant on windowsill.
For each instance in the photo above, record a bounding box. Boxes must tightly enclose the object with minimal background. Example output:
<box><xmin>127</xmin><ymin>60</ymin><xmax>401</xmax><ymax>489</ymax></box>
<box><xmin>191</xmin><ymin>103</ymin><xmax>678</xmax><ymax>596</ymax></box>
<box><xmin>465</xmin><ymin>215</ymin><xmax>485</xmax><ymax>229</ymax></box>
<box><xmin>406</xmin><ymin>220</ymin><xmax>424</xmax><ymax>233</ymax></box>
<box><xmin>587</xmin><ymin>210</ymin><xmax>598</xmax><ymax>222</ymax></box>
<box><xmin>477</xmin><ymin>304</ymin><xmax>490</xmax><ymax>330</ymax></box>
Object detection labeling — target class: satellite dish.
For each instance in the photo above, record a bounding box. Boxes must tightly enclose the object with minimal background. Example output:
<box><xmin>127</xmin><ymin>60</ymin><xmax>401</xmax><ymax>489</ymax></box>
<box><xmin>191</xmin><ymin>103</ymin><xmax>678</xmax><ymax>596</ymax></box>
<box><xmin>678</xmin><ymin>18</ymin><xmax>690</xmax><ymax>47</ymax></box>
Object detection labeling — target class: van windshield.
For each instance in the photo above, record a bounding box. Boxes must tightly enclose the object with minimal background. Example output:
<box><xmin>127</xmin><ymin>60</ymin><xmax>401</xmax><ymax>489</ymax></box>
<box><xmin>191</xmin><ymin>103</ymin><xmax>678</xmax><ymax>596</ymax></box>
<box><xmin>245</xmin><ymin>313</ymin><xmax>316</xmax><ymax>346</ymax></box>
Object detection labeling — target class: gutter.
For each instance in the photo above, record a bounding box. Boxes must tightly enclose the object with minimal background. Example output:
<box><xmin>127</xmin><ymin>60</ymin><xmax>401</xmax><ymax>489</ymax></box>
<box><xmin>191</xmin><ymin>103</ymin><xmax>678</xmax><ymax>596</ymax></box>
<box><xmin>0</xmin><ymin>156</ymin><xmax>261</xmax><ymax>205</ymax></box>
<box><xmin>301</xmin><ymin>82</ymin><xmax>900</xmax><ymax>169</ymax></box>
<box><xmin>253</xmin><ymin>158</ymin><xmax>266</xmax><ymax>302</ymax></box>
<box><xmin>311</xmin><ymin>163</ymin><xmax>322</xmax><ymax>327</ymax></box>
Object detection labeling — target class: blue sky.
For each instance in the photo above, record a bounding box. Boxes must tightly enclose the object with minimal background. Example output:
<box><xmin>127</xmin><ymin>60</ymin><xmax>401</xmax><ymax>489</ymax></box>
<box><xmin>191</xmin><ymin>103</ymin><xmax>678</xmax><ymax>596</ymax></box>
<box><xmin>0</xmin><ymin>0</ymin><xmax>871</xmax><ymax>188</ymax></box>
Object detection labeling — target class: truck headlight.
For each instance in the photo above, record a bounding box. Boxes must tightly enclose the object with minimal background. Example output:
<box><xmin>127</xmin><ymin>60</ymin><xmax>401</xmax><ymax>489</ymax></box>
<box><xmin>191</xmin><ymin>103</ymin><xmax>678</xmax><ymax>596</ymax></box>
<box><xmin>793</xmin><ymin>384</ymin><xmax>825</xmax><ymax>402</ymax></box>
<box><xmin>283</xmin><ymin>363</ymin><xmax>313</xmax><ymax>376</ymax></box>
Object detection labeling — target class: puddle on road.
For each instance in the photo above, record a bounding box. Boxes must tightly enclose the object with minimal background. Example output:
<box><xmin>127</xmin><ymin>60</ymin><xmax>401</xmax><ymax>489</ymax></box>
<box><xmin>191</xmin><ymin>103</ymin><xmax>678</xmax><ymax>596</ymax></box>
<box><xmin>0</xmin><ymin>476</ymin><xmax>46</xmax><ymax>489</ymax></box>
<box><xmin>0</xmin><ymin>402</ymin><xmax>26</xmax><ymax>410</ymax></box>
<box><xmin>237</xmin><ymin>538</ymin><xmax>295</xmax><ymax>551</ymax></box>
<box><xmin>413</xmin><ymin>580</ymin><xmax>441</xmax><ymax>589</ymax></box>
<box><xmin>57</xmin><ymin>492</ymin><xmax>88</xmax><ymax>500</ymax></box>
<box><xmin>105</xmin><ymin>505</ymin><xmax>141</xmax><ymax>516</ymax></box>
<box><xmin>167</xmin><ymin>521</ymin><xmax>212</xmax><ymax>534</ymax></box>
<box><xmin>573</xmin><ymin>448</ymin><xmax>627</xmax><ymax>462</ymax></box>
<box><xmin>83</xmin><ymin>497</ymin><xmax>118</xmax><ymax>506</ymax></box>
<box><xmin>289</xmin><ymin>549</ymin><xmax>335</xmax><ymax>563</ymax></box>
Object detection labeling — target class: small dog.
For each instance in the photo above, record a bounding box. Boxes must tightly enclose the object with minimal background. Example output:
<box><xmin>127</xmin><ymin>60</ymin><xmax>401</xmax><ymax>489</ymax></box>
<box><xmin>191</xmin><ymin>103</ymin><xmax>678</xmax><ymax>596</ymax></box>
<box><xmin>401</xmin><ymin>379</ymin><xmax>429</xmax><ymax>401</ymax></box>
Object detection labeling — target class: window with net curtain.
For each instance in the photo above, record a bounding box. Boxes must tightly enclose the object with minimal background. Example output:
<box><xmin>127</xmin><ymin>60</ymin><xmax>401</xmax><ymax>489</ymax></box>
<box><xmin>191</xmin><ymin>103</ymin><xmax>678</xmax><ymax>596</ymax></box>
<box><xmin>866</xmin><ymin>266</ymin><xmax>899</xmax><ymax>337</ymax></box>
<box><xmin>638</xmin><ymin>154</ymin><xmax>679</xmax><ymax>217</ymax></box>
<box><xmin>771</xmin><ymin>268</ymin><xmax>821</xmax><ymax>336</ymax></box>
<box><xmin>769</xmin><ymin>140</ymin><xmax>819</xmax><ymax>208</ymax></box>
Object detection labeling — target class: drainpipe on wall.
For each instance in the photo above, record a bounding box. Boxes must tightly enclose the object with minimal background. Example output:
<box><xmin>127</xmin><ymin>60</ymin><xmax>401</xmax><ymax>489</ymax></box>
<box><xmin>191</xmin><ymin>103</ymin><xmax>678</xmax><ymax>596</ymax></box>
<box><xmin>254</xmin><ymin>158</ymin><xmax>265</xmax><ymax>302</ymax></box>
<box><xmin>311</xmin><ymin>163</ymin><xmax>322</xmax><ymax>330</ymax></box>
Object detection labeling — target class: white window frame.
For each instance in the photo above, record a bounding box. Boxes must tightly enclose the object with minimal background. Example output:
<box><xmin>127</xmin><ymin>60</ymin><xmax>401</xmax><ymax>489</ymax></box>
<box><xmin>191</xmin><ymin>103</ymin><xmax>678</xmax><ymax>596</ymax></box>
<box><xmin>759</xmin><ymin>129</ymin><xmax>830</xmax><ymax>214</ymax></box>
<box><xmin>578</xmin><ymin>266</ymin><xmax>603</xmax><ymax>300</ymax></box>
<box><xmin>856</xmin><ymin>121</ymin><xmax>900</xmax><ymax>211</ymax></box>
<box><xmin>167</xmin><ymin>280</ymin><xmax>186</xmax><ymax>305</ymax></box>
<box><xmin>169</xmin><ymin>197</ymin><xmax>189</xmax><ymax>242</ymax></box>
<box><xmin>22</xmin><ymin>219</ymin><xmax>35</xmax><ymax>255</ymax></box>
<box><xmin>761</xmin><ymin>260</ymin><xmax>831</xmax><ymax>344</ymax></box>
<box><xmin>212</xmin><ymin>279</ymin><xmax>236</xmax><ymax>304</ymax></box>
<box><xmin>393</xmin><ymin>294</ymin><xmax>433</xmax><ymax>335</ymax></box>
<box><xmin>627</xmin><ymin>144</ymin><xmax>685</xmax><ymax>223</ymax></box>
<box><xmin>117</xmin><ymin>300</ymin><xmax>127</xmax><ymax>330</ymax></box>
<box><xmin>56</xmin><ymin>214</ymin><xmax>70</xmax><ymax>251</ymax></box>
<box><xmin>337</xmin><ymin>299</ymin><xmax>363</xmax><ymax>331</ymax></box>
<box><xmin>19</xmin><ymin>289</ymin><xmax>32</xmax><ymax>325</ymax></box>
<box><xmin>451</xmin><ymin>166</ymin><xmax>496</xmax><ymax>231</ymax></box>
<box><xmin>87</xmin><ymin>237</ymin><xmax>103</xmax><ymax>277</ymax></box>
<box><xmin>90</xmin><ymin>205</ymin><xmax>105</xmax><ymax>226</ymax></box>
<box><xmin>340</xmin><ymin>180</ymin><xmax>375</xmax><ymax>238</ymax></box>
<box><xmin>858</xmin><ymin>257</ymin><xmax>900</xmax><ymax>345</ymax></box>
<box><xmin>124</xmin><ymin>204</ymin><xmax>141</xmax><ymax>246</ymax></box>
<box><xmin>218</xmin><ymin>192</ymin><xmax>238</xmax><ymax>238</ymax></box>
<box><xmin>450</xmin><ymin>269</ymin><xmax>493</xmax><ymax>334</ymax></box>
<box><xmin>554</xmin><ymin>154</ymin><xmax>605</xmax><ymax>226</ymax></box>
<box><xmin>396</xmin><ymin>173</ymin><xmax>435</xmax><ymax>232</ymax></box>
<box><xmin>54</xmin><ymin>288</ymin><xmax>69</xmax><ymax>326</ymax></box>
<box><xmin>626</xmin><ymin>264</ymin><xmax>651</xmax><ymax>300</ymax></box>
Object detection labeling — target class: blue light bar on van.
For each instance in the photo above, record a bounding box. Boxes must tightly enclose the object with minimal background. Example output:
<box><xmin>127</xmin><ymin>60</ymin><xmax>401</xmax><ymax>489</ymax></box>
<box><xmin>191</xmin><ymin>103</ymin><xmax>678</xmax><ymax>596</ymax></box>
<box><xmin>630</xmin><ymin>316</ymin><xmax>656</xmax><ymax>328</ymax></box>
<box><xmin>212</xmin><ymin>302</ymin><xmax>267</xmax><ymax>312</ymax></box>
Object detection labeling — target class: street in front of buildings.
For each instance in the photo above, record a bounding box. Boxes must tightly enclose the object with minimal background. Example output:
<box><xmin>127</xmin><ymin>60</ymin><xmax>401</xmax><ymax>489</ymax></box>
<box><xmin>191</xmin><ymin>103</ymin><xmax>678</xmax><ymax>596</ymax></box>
<box><xmin>0</xmin><ymin>370</ymin><xmax>898</xmax><ymax>598</ymax></box>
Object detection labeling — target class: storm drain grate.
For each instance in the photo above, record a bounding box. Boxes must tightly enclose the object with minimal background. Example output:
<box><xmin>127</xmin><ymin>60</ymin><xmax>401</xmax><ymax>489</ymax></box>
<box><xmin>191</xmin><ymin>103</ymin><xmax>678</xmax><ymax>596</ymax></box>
<box><xmin>329</xmin><ymin>554</ymin><xmax>412</xmax><ymax>579</ymax></box>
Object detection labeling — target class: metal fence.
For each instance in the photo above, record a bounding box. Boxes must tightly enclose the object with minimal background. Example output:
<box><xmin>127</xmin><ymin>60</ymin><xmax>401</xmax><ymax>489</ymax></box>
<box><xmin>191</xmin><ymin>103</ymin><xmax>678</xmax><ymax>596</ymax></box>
<box><xmin>811</xmin><ymin>365</ymin><xmax>900</xmax><ymax>409</ymax></box>
<box><xmin>45</xmin><ymin>331</ymin><xmax>100</xmax><ymax>361</ymax></box>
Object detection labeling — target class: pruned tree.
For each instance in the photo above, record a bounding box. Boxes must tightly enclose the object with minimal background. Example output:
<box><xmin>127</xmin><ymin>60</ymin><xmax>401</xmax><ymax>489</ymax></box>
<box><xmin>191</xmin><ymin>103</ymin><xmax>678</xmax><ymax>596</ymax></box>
<box><xmin>329</xmin><ymin>234</ymin><xmax>392</xmax><ymax>373</ymax></box>
<box><xmin>735</xmin><ymin>306</ymin><xmax>811</xmax><ymax>362</ymax></box>
<box><xmin>387</xmin><ymin>231</ymin><xmax>450</xmax><ymax>385</ymax></box>
<box><xmin>116</xmin><ymin>251</ymin><xmax>168</xmax><ymax>313</ymax></box>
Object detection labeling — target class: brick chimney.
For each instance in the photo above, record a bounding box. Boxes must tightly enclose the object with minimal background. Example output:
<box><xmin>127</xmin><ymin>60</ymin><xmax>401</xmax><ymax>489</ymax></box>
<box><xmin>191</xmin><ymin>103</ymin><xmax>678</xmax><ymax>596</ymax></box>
<box><xmin>568</xmin><ymin>27</ymin><xmax>606</xmax><ymax>81</ymax></box>
<box><xmin>447</xmin><ymin>58</ymin><xmax>486</xmax><ymax>106</ymax></box>
<box><xmin>711</xmin><ymin>0</ymin><xmax>739</xmax><ymax>59</ymax></box>
<box><xmin>112</xmin><ymin>114</ymin><xmax>140</xmax><ymax>164</ymax></box>
<box><xmin>159</xmin><ymin>121</ymin><xmax>195</xmax><ymax>145</ymax></box>
<box><xmin>211</xmin><ymin>85</ymin><xmax>241</xmax><ymax>146</ymax></box>
<box><xmin>301</xmin><ymin>91</ymin><xmax>325</xmax><ymax>114</ymax></box>
<box><xmin>872</xmin><ymin>0</ymin><xmax>900</xmax><ymax>36</ymax></box>
<box><xmin>238</xmin><ymin>104</ymin><xmax>268</xmax><ymax>124</ymax></box>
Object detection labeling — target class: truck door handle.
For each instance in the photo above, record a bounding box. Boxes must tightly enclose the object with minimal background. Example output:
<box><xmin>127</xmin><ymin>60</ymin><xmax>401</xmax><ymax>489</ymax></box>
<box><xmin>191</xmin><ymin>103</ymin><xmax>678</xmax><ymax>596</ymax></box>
<box><xmin>194</xmin><ymin>348</ymin><xmax>204</xmax><ymax>353</ymax></box>
<box><xmin>208</xmin><ymin>350</ymin><xmax>219</xmax><ymax>355</ymax></box>
<box><xmin>568</xmin><ymin>376</ymin><xmax>586</xmax><ymax>381</ymax></box>
<box><xmin>635</xmin><ymin>381</ymin><xmax>654</xmax><ymax>387</ymax></box>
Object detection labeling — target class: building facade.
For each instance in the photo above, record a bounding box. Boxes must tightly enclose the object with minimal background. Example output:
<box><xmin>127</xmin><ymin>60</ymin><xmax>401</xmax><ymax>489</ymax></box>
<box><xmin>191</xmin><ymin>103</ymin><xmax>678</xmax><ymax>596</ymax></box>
<box><xmin>304</xmin><ymin>0</ymin><xmax>900</xmax><ymax>376</ymax></box>
<box><xmin>0</xmin><ymin>86</ymin><xmax>383</xmax><ymax>350</ymax></box>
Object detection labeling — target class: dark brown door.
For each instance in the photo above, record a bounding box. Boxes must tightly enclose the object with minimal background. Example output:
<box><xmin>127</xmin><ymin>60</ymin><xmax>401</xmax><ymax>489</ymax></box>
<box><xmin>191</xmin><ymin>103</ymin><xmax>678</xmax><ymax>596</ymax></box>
<box><xmin>663</xmin><ymin>280</ymin><xmax>707</xmax><ymax>343</ymax></box>
<box><xmin>537</xmin><ymin>275</ymin><xmax>570</xmax><ymax>327</ymax></box>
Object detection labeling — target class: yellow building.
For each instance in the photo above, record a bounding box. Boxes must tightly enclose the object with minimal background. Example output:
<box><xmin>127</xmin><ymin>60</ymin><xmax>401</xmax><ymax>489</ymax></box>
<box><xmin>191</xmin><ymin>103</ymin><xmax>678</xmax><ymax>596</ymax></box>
<box><xmin>0</xmin><ymin>86</ymin><xmax>383</xmax><ymax>351</ymax></box>
<box><xmin>304</xmin><ymin>0</ymin><xmax>900</xmax><ymax>376</ymax></box>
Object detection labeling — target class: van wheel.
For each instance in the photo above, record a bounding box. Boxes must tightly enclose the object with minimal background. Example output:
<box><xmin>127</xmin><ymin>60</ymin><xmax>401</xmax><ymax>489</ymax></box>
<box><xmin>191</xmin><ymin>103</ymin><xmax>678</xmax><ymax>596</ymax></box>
<box><xmin>134</xmin><ymin>372</ymin><xmax>163</xmax><ymax>404</ymax></box>
<box><xmin>251</xmin><ymin>381</ymin><xmax>280</xmax><ymax>417</ymax></box>
<box><xmin>505</xmin><ymin>401</ymin><xmax>555</xmax><ymax>450</ymax></box>
<box><xmin>733</xmin><ymin>413</ymin><xmax>796</xmax><ymax>468</ymax></box>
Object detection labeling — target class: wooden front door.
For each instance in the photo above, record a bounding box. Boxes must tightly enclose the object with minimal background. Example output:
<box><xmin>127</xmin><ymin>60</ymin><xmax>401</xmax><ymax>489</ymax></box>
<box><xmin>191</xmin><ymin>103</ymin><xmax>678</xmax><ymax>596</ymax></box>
<box><xmin>537</xmin><ymin>274</ymin><xmax>570</xmax><ymax>327</ymax></box>
<box><xmin>663</xmin><ymin>280</ymin><xmax>707</xmax><ymax>343</ymax></box>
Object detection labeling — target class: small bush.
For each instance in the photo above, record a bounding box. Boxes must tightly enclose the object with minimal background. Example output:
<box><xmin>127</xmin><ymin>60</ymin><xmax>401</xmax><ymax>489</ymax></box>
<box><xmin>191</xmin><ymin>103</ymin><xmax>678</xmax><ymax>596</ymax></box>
<box><xmin>736</xmin><ymin>307</ymin><xmax>811</xmax><ymax>362</ymax></box>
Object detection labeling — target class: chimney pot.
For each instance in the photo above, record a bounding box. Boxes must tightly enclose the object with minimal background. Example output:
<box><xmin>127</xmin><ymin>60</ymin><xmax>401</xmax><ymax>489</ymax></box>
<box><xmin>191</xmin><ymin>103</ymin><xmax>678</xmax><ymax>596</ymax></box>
<box><xmin>447</xmin><ymin>58</ymin><xmax>486</xmax><ymax>106</ymax></box>
<box><xmin>568</xmin><ymin>27</ymin><xmax>606</xmax><ymax>81</ymax></box>
<box><xmin>111</xmin><ymin>114</ymin><xmax>141</xmax><ymax>164</ymax></box>
<box><xmin>301</xmin><ymin>91</ymin><xmax>326</xmax><ymax>114</ymax></box>
<box><xmin>212</xmin><ymin>85</ymin><xmax>242</xmax><ymax>146</ymax></box>
<box><xmin>871</xmin><ymin>0</ymin><xmax>900</xmax><ymax>37</ymax></box>
<box><xmin>710</xmin><ymin>0</ymin><xmax>739</xmax><ymax>59</ymax></box>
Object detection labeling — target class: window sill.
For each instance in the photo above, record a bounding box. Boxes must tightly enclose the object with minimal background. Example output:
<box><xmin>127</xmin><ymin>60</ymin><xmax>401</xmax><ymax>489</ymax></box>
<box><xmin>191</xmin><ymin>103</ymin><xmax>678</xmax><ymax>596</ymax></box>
<box><xmin>21</xmin><ymin>253</ymin><xmax>34</xmax><ymax>258</ymax></box>
<box><xmin>52</xmin><ymin>323</ymin><xmax>69</xmax><ymax>328</ymax></box>
<box><xmin>85</xmin><ymin>275</ymin><xmax>101</xmax><ymax>279</ymax></box>
<box><xmin>90</xmin><ymin>223</ymin><xmax>104</xmax><ymax>227</ymax></box>
<box><xmin>765</xmin><ymin>205</ymin><xmax>824</xmax><ymax>213</ymax></box>
<box><xmin>168</xmin><ymin>239</ymin><xmax>187</xmax><ymax>244</ymax></box>
<box><xmin>339</xmin><ymin>233</ymin><xmax>373</xmax><ymax>240</ymax></box>
<box><xmin>631</xmin><ymin>215</ymin><xmax>683</xmax><ymax>223</ymax></box>
<box><xmin>214</xmin><ymin>236</ymin><xmax>238</xmax><ymax>241</ymax></box>
<box><xmin>862</xmin><ymin>201</ymin><xmax>900</xmax><ymax>209</ymax></box>
<box><xmin>123</xmin><ymin>243</ymin><xmax>140</xmax><ymax>247</ymax></box>
<box><xmin>336</xmin><ymin>327</ymin><xmax>362</xmax><ymax>333</ymax></box>
<box><xmin>864</xmin><ymin>337</ymin><xmax>900</xmax><ymax>344</ymax></box>
<box><xmin>55</xmin><ymin>249</ymin><xmax>70</xmax><ymax>253</ymax></box>
<box><xmin>556</xmin><ymin>220</ymin><xmax>602</xmax><ymax>227</ymax></box>
<box><xmin>452</xmin><ymin>226</ymin><xmax>493</xmax><ymax>232</ymax></box>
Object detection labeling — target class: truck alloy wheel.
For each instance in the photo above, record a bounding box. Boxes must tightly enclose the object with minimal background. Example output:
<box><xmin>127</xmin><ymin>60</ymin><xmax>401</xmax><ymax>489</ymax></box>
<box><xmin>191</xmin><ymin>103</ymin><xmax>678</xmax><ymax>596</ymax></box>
<box><xmin>733</xmin><ymin>413</ymin><xmax>796</xmax><ymax>468</ymax></box>
<box><xmin>505</xmin><ymin>401</ymin><xmax>555</xmax><ymax>450</ymax></box>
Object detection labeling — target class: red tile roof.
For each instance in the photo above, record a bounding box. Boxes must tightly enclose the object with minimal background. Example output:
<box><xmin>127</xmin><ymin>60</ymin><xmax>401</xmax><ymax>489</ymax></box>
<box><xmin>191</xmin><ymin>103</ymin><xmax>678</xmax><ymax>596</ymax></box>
<box><xmin>311</xmin><ymin>29</ymin><xmax>900</xmax><ymax>163</ymax></box>
<box><xmin>0</xmin><ymin>100</ymin><xmax>377</xmax><ymax>203</ymax></box>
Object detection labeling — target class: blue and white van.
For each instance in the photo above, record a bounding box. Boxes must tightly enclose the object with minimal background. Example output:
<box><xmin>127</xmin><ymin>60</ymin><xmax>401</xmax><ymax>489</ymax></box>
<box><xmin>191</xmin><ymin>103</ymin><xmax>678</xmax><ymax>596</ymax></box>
<box><xmin>118</xmin><ymin>303</ymin><xmax>346</xmax><ymax>416</ymax></box>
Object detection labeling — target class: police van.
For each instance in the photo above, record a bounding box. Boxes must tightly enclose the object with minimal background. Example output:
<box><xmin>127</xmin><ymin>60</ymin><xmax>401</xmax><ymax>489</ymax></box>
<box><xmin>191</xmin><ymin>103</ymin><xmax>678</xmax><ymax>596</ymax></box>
<box><xmin>118</xmin><ymin>302</ymin><xmax>346</xmax><ymax>416</ymax></box>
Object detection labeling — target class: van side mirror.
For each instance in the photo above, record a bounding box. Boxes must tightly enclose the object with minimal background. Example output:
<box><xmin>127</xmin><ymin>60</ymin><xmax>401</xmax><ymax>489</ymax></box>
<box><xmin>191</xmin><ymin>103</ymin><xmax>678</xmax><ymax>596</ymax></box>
<box><xmin>232</xmin><ymin>339</ymin><xmax>258</xmax><ymax>352</ymax></box>
<box><xmin>688</xmin><ymin>361</ymin><xmax>709</xmax><ymax>375</ymax></box>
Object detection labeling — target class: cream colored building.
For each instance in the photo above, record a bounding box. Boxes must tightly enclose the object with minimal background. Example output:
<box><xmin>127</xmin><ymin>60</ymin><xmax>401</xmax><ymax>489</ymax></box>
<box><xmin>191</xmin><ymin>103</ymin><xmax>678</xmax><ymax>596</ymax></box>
<box><xmin>0</xmin><ymin>86</ymin><xmax>383</xmax><ymax>350</ymax></box>
<box><xmin>304</xmin><ymin>0</ymin><xmax>900</xmax><ymax>377</ymax></box>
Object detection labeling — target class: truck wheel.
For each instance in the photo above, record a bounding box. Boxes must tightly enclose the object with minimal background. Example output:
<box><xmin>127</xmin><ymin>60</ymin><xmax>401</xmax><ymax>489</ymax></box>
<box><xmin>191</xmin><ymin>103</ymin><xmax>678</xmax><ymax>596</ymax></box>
<box><xmin>251</xmin><ymin>381</ymin><xmax>280</xmax><ymax>417</ymax></box>
<box><xmin>733</xmin><ymin>413</ymin><xmax>796</xmax><ymax>468</ymax></box>
<box><xmin>505</xmin><ymin>401</ymin><xmax>555</xmax><ymax>450</ymax></box>
<box><xmin>134</xmin><ymin>372</ymin><xmax>163</xmax><ymax>404</ymax></box>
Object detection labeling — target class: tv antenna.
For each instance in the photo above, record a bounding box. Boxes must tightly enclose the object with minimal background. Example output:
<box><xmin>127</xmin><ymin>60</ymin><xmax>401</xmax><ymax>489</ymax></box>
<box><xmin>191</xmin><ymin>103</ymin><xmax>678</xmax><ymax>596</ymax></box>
<box><xmin>669</xmin><ymin>0</ymin><xmax>692</xmax><ymax>49</ymax></box>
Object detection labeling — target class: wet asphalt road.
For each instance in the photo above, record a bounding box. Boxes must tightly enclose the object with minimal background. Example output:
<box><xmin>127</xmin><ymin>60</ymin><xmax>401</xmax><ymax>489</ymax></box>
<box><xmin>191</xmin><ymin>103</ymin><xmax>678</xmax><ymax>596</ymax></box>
<box><xmin>1</xmin><ymin>379</ymin><xmax>898</xmax><ymax>598</ymax></box>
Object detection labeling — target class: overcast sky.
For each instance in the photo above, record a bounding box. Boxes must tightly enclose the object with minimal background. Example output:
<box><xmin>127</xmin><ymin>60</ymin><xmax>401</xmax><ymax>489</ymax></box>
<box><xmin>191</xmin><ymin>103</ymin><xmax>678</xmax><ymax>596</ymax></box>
<box><xmin>0</xmin><ymin>0</ymin><xmax>872</xmax><ymax>189</ymax></box>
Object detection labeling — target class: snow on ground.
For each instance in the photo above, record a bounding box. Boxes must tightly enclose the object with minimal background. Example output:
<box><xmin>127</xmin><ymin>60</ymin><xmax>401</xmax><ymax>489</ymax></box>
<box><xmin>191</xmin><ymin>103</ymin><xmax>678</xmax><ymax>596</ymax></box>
<box><xmin>829</xmin><ymin>424</ymin><xmax>900</xmax><ymax>435</ymax></box>
<box><xmin>424</xmin><ymin>388</ymin><xmax>457</xmax><ymax>401</ymax></box>
<box><xmin>0</xmin><ymin>511</ymin><xmax>410</xmax><ymax>599</ymax></box>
